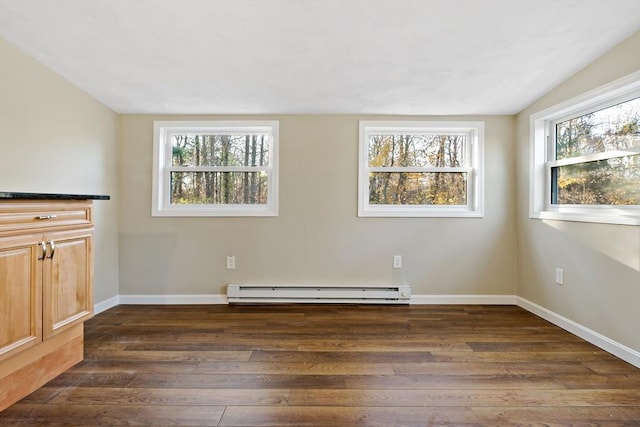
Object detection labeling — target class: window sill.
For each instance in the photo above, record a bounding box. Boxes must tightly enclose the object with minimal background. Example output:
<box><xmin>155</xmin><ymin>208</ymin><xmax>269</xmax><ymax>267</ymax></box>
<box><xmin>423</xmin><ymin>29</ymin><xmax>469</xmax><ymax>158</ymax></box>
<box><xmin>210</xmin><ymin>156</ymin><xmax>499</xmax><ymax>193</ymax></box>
<box><xmin>531</xmin><ymin>209</ymin><xmax>640</xmax><ymax>226</ymax></box>
<box><xmin>359</xmin><ymin>206</ymin><xmax>484</xmax><ymax>218</ymax></box>
<box><xmin>152</xmin><ymin>205</ymin><xmax>278</xmax><ymax>217</ymax></box>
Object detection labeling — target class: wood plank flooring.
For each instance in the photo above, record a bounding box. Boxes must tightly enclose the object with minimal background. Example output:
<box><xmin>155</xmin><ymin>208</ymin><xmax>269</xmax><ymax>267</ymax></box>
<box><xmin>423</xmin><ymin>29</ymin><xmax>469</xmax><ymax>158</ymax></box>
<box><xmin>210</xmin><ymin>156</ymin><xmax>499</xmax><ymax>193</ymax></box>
<box><xmin>1</xmin><ymin>304</ymin><xmax>639</xmax><ymax>426</ymax></box>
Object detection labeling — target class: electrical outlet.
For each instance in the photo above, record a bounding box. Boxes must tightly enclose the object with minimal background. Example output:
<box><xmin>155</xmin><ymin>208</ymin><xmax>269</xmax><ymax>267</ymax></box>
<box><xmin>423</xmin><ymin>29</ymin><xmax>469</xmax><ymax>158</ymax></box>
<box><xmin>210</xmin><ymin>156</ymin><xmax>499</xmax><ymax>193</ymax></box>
<box><xmin>227</xmin><ymin>256</ymin><xmax>236</xmax><ymax>270</ymax></box>
<box><xmin>555</xmin><ymin>268</ymin><xmax>564</xmax><ymax>285</ymax></box>
<box><xmin>393</xmin><ymin>255</ymin><xmax>402</xmax><ymax>269</ymax></box>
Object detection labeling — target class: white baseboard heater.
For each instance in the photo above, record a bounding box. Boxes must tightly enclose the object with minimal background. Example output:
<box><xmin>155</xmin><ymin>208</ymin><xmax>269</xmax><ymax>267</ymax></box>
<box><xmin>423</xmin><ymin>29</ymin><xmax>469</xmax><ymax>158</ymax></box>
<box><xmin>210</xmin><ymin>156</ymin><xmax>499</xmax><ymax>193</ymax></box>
<box><xmin>227</xmin><ymin>284</ymin><xmax>411</xmax><ymax>304</ymax></box>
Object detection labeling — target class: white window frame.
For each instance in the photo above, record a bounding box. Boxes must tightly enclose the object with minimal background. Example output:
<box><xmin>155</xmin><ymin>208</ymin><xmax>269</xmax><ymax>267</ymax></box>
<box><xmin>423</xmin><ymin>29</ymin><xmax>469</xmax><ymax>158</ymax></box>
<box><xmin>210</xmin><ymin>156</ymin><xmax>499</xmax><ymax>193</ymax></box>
<box><xmin>358</xmin><ymin>121</ymin><xmax>484</xmax><ymax>218</ymax></box>
<box><xmin>529</xmin><ymin>71</ymin><xmax>640</xmax><ymax>226</ymax></box>
<box><xmin>152</xmin><ymin>120</ymin><xmax>279</xmax><ymax>217</ymax></box>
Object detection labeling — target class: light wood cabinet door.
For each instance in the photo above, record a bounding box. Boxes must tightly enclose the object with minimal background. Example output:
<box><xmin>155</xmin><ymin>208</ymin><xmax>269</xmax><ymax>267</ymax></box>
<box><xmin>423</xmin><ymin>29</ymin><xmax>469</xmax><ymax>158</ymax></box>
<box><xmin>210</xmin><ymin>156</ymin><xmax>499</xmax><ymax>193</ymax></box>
<box><xmin>42</xmin><ymin>229</ymin><xmax>93</xmax><ymax>340</ymax></box>
<box><xmin>0</xmin><ymin>234</ymin><xmax>42</xmax><ymax>361</ymax></box>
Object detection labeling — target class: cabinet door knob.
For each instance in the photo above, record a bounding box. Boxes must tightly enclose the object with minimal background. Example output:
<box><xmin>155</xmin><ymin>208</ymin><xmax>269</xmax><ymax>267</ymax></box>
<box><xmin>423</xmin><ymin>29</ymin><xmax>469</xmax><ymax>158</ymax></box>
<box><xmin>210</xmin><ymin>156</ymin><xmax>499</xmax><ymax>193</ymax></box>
<box><xmin>47</xmin><ymin>241</ymin><xmax>56</xmax><ymax>259</ymax></box>
<box><xmin>38</xmin><ymin>241</ymin><xmax>47</xmax><ymax>260</ymax></box>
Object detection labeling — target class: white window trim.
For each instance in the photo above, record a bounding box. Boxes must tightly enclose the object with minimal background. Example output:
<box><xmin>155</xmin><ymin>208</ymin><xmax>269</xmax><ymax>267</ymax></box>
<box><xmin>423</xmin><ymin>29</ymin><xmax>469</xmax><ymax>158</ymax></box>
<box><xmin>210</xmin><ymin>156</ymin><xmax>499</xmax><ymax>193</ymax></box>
<box><xmin>358</xmin><ymin>121</ymin><xmax>485</xmax><ymax>218</ymax></box>
<box><xmin>152</xmin><ymin>120</ymin><xmax>279</xmax><ymax>217</ymax></box>
<box><xmin>529</xmin><ymin>71</ymin><xmax>640</xmax><ymax>226</ymax></box>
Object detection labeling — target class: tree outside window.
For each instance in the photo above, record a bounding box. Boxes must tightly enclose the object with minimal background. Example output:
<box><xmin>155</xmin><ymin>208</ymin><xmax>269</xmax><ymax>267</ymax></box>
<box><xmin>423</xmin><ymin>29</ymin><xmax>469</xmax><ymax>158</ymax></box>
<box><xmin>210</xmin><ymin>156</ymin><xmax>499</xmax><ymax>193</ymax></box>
<box><xmin>551</xmin><ymin>97</ymin><xmax>639</xmax><ymax>205</ymax></box>
<box><xmin>359</xmin><ymin>121</ymin><xmax>484</xmax><ymax>218</ymax></box>
<box><xmin>152</xmin><ymin>121</ymin><xmax>278</xmax><ymax>217</ymax></box>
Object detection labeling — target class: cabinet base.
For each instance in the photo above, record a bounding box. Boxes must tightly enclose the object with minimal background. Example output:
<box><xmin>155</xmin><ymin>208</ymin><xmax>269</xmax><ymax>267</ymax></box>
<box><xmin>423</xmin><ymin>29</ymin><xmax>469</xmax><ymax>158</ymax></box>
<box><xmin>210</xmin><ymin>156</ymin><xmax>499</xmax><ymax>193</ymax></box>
<box><xmin>0</xmin><ymin>323</ymin><xmax>83</xmax><ymax>412</ymax></box>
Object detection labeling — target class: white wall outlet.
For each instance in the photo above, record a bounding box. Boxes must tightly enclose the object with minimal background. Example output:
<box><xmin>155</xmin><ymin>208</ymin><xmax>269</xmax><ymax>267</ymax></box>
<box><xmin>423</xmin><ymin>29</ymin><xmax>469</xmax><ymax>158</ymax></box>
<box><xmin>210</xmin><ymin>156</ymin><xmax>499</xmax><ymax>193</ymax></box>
<box><xmin>227</xmin><ymin>256</ymin><xmax>236</xmax><ymax>270</ymax></box>
<box><xmin>393</xmin><ymin>255</ymin><xmax>402</xmax><ymax>269</ymax></box>
<box><xmin>555</xmin><ymin>268</ymin><xmax>564</xmax><ymax>285</ymax></box>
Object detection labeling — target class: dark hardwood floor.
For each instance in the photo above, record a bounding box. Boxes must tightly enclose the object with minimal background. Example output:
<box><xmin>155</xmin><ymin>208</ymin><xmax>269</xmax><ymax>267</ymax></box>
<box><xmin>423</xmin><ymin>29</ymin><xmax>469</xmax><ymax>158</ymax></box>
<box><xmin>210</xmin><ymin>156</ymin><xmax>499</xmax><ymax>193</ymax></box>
<box><xmin>1</xmin><ymin>304</ymin><xmax>639</xmax><ymax>426</ymax></box>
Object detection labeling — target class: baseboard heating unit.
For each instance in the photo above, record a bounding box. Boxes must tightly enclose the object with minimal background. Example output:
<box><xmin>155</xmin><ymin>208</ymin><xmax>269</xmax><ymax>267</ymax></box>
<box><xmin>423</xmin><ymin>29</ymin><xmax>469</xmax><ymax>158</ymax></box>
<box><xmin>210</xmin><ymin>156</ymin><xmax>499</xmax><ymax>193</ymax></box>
<box><xmin>226</xmin><ymin>284</ymin><xmax>412</xmax><ymax>304</ymax></box>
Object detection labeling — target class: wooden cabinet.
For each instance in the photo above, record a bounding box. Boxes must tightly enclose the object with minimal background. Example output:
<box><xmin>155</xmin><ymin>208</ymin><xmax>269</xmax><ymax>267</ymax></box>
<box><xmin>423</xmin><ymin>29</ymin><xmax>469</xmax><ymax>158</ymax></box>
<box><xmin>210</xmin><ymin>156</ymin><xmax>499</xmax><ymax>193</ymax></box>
<box><xmin>42</xmin><ymin>228</ymin><xmax>93</xmax><ymax>340</ymax></box>
<box><xmin>0</xmin><ymin>199</ymin><xmax>95</xmax><ymax>411</ymax></box>
<box><xmin>0</xmin><ymin>234</ymin><xmax>42</xmax><ymax>360</ymax></box>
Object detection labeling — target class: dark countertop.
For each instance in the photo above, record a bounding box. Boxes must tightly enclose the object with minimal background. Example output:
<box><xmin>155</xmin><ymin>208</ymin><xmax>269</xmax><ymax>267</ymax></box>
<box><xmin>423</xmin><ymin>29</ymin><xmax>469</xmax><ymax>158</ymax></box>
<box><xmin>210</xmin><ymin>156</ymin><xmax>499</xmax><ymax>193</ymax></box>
<box><xmin>0</xmin><ymin>192</ymin><xmax>110</xmax><ymax>200</ymax></box>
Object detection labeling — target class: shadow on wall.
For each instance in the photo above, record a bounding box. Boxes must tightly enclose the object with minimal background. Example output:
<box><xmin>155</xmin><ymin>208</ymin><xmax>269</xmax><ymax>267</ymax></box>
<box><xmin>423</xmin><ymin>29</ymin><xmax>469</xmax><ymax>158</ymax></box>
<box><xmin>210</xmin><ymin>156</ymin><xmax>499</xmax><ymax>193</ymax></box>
<box><xmin>118</xmin><ymin>233</ymin><xmax>177</xmax><ymax>293</ymax></box>
<box><xmin>542</xmin><ymin>220</ymin><xmax>640</xmax><ymax>272</ymax></box>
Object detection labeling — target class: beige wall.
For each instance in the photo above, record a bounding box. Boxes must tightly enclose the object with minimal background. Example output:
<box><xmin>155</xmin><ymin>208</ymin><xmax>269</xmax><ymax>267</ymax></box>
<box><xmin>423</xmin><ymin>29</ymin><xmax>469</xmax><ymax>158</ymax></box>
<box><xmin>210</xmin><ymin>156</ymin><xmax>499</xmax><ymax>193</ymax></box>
<box><xmin>515</xmin><ymin>32</ymin><xmax>640</xmax><ymax>352</ymax></box>
<box><xmin>0</xmin><ymin>37</ymin><xmax>119</xmax><ymax>304</ymax></box>
<box><xmin>118</xmin><ymin>114</ymin><xmax>517</xmax><ymax>296</ymax></box>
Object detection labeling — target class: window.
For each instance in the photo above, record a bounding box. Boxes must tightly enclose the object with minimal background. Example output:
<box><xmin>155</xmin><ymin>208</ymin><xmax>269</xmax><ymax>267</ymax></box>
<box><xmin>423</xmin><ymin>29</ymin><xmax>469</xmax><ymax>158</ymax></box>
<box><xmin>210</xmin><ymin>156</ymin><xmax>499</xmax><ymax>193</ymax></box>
<box><xmin>358</xmin><ymin>121</ymin><xmax>484</xmax><ymax>217</ymax></box>
<box><xmin>530</xmin><ymin>72</ymin><xmax>640</xmax><ymax>225</ymax></box>
<box><xmin>152</xmin><ymin>121</ymin><xmax>278</xmax><ymax>216</ymax></box>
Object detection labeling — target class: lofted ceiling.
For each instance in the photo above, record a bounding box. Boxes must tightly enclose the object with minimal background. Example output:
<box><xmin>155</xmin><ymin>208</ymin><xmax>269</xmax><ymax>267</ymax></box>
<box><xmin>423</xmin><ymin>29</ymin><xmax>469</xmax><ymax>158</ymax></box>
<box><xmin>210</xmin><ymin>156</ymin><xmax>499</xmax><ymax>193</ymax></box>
<box><xmin>0</xmin><ymin>0</ymin><xmax>639</xmax><ymax>115</ymax></box>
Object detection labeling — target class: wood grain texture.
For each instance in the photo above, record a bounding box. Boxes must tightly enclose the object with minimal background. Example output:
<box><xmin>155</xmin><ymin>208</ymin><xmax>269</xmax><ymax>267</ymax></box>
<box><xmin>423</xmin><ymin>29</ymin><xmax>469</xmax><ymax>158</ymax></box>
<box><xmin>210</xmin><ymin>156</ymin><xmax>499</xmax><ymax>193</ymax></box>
<box><xmin>0</xmin><ymin>333</ymin><xmax>82</xmax><ymax>412</ymax></box>
<box><xmin>1</xmin><ymin>304</ymin><xmax>639</xmax><ymax>426</ymax></box>
<box><xmin>0</xmin><ymin>238</ymin><xmax>41</xmax><ymax>362</ymax></box>
<box><xmin>218</xmin><ymin>406</ymin><xmax>482</xmax><ymax>427</ymax></box>
<box><xmin>42</xmin><ymin>228</ymin><xmax>93</xmax><ymax>340</ymax></box>
<box><xmin>0</xmin><ymin>200</ymin><xmax>92</xmax><ymax>236</ymax></box>
<box><xmin>472</xmin><ymin>406</ymin><xmax>639</xmax><ymax>426</ymax></box>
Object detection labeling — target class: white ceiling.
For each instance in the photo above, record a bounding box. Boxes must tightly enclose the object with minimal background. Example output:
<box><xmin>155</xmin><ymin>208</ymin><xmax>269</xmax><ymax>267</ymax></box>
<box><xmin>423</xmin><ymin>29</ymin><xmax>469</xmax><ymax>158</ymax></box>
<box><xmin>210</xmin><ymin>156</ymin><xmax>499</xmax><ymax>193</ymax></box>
<box><xmin>0</xmin><ymin>0</ymin><xmax>638</xmax><ymax>115</ymax></box>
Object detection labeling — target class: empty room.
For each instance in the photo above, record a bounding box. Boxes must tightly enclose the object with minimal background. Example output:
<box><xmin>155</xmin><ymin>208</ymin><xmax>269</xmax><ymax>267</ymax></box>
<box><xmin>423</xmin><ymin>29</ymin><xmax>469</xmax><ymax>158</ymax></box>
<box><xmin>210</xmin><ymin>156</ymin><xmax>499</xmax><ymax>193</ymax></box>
<box><xmin>0</xmin><ymin>0</ymin><xmax>639</xmax><ymax>425</ymax></box>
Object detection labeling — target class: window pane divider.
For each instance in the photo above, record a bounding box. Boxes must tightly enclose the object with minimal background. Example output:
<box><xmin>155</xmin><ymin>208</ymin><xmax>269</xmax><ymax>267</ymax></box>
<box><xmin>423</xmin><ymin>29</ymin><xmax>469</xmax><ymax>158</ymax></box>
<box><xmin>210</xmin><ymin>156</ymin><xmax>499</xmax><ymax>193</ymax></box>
<box><xmin>367</xmin><ymin>166</ymin><xmax>470</xmax><ymax>173</ymax></box>
<box><xmin>167</xmin><ymin>131</ymin><xmax>271</xmax><ymax>137</ymax></box>
<box><xmin>168</xmin><ymin>166</ymin><xmax>271</xmax><ymax>173</ymax></box>
<box><xmin>549</xmin><ymin>147</ymin><xmax>640</xmax><ymax>167</ymax></box>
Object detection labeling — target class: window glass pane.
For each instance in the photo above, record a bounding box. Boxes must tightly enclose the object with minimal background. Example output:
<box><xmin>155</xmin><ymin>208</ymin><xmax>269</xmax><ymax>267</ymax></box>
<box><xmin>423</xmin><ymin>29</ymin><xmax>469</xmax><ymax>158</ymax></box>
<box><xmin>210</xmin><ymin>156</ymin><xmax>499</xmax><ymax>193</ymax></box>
<box><xmin>172</xmin><ymin>134</ymin><xmax>270</xmax><ymax>167</ymax></box>
<box><xmin>369</xmin><ymin>172</ymin><xmax>467</xmax><ymax>205</ymax></box>
<box><xmin>555</xmin><ymin>97</ymin><xmax>640</xmax><ymax>160</ymax></box>
<box><xmin>170</xmin><ymin>171</ymin><xmax>268</xmax><ymax>205</ymax></box>
<box><xmin>553</xmin><ymin>154</ymin><xmax>640</xmax><ymax>205</ymax></box>
<box><xmin>368</xmin><ymin>134</ymin><xmax>466</xmax><ymax>167</ymax></box>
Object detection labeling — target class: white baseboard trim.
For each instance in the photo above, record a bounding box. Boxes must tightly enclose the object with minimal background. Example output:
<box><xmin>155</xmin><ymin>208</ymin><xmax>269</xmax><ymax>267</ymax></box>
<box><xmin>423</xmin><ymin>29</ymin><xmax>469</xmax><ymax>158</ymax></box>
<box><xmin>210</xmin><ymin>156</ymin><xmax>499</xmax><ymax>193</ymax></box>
<box><xmin>119</xmin><ymin>294</ymin><xmax>228</xmax><ymax>305</ymax></box>
<box><xmin>517</xmin><ymin>297</ymin><xmax>640</xmax><ymax>368</ymax></box>
<box><xmin>94</xmin><ymin>295</ymin><xmax>120</xmax><ymax>315</ymax></box>
<box><xmin>411</xmin><ymin>294</ymin><xmax>517</xmax><ymax>305</ymax></box>
<box><xmin>103</xmin><ymin>294</ymin><xmax>515</xmax><ymax>307</ymax></box>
